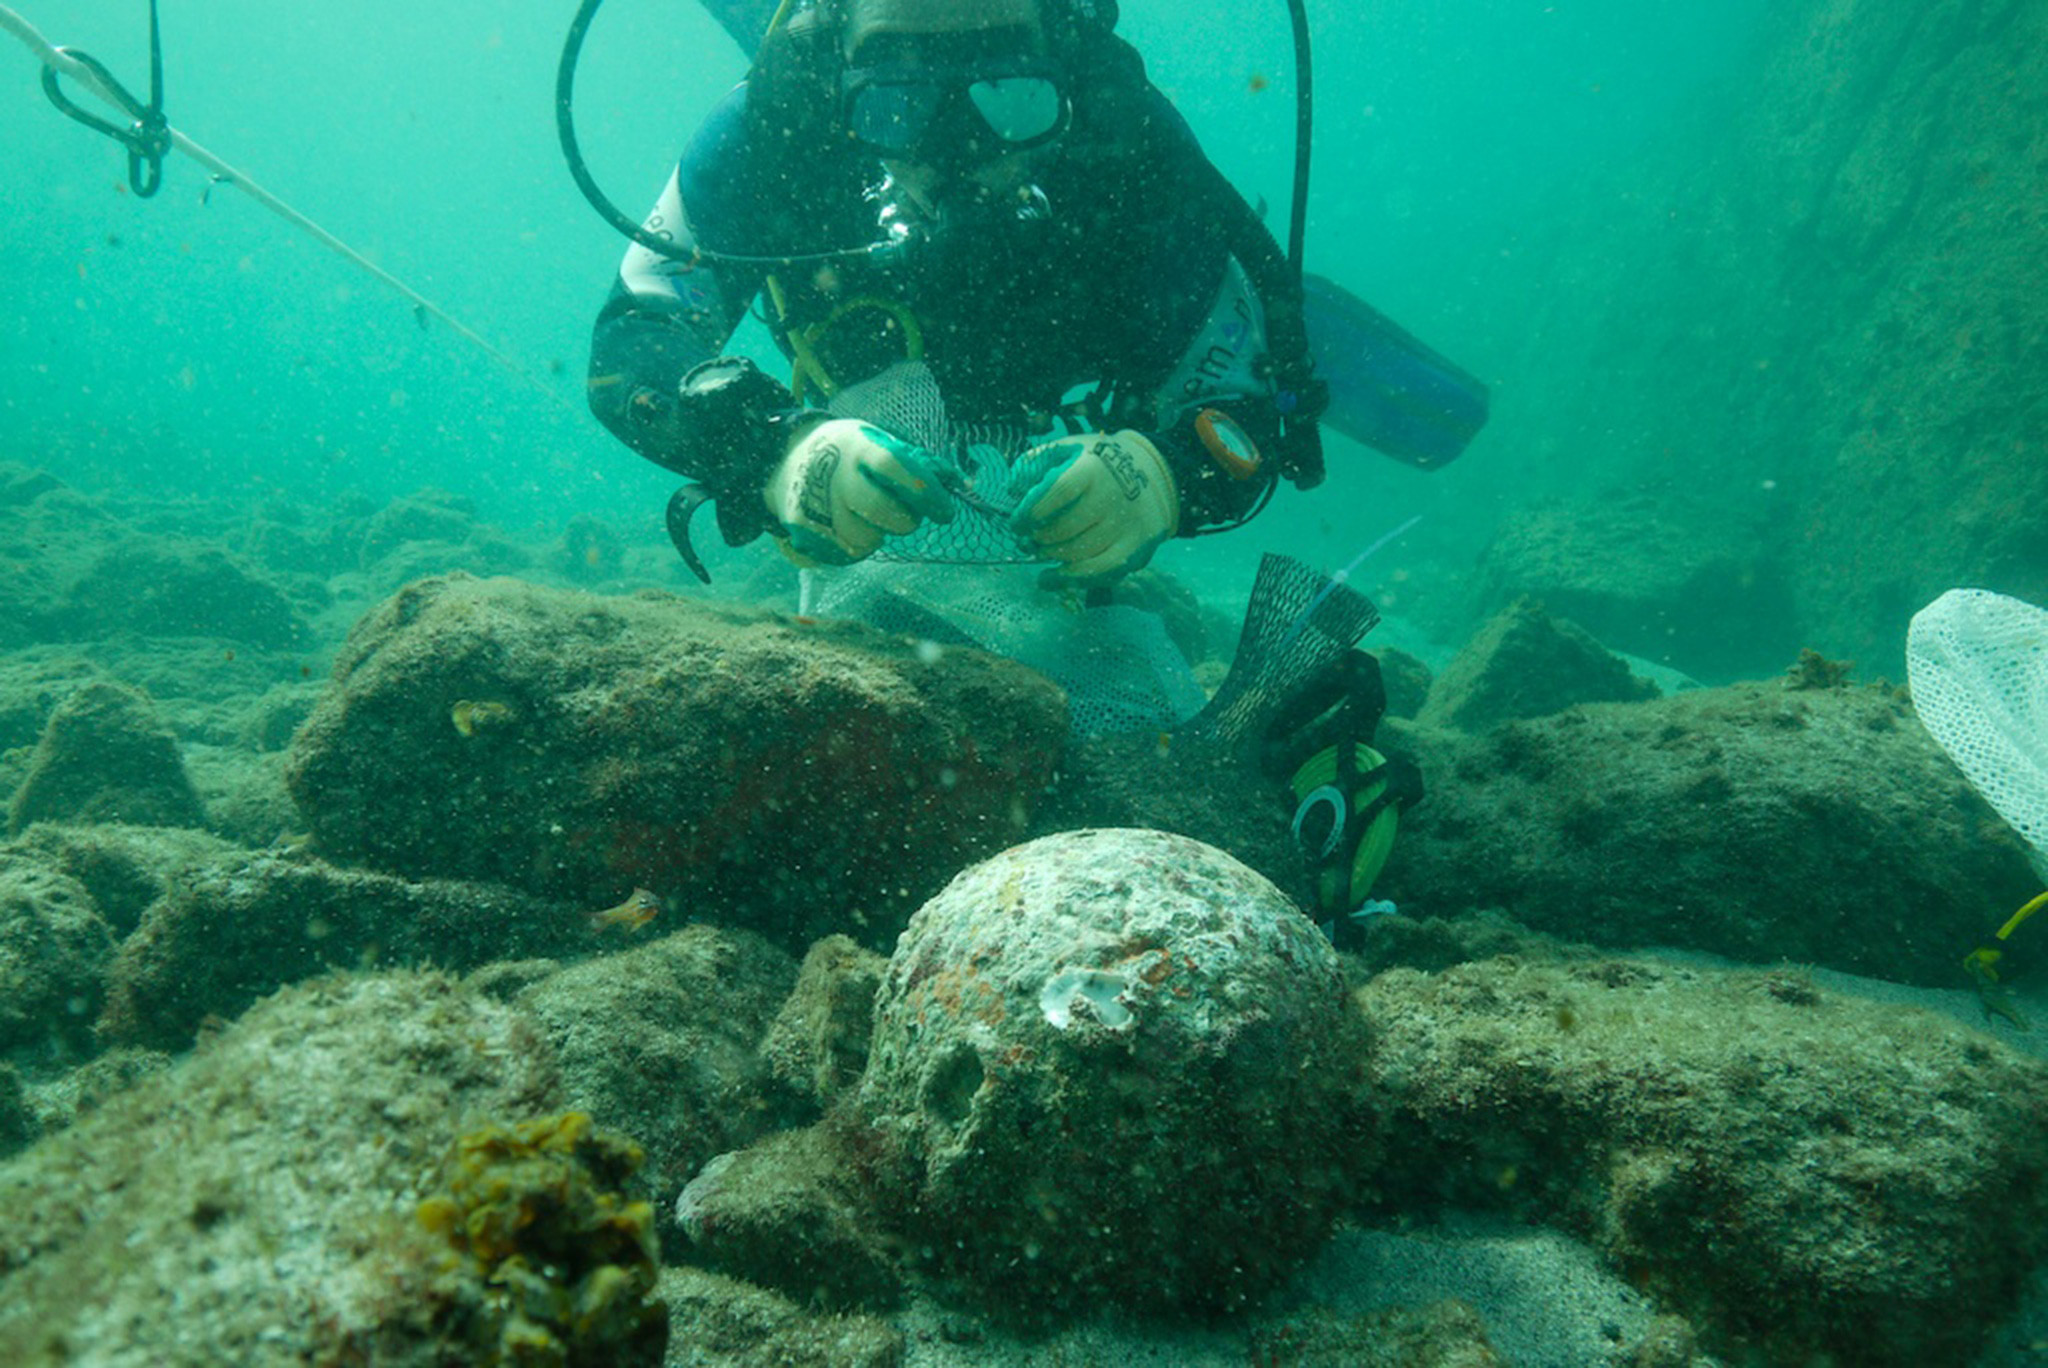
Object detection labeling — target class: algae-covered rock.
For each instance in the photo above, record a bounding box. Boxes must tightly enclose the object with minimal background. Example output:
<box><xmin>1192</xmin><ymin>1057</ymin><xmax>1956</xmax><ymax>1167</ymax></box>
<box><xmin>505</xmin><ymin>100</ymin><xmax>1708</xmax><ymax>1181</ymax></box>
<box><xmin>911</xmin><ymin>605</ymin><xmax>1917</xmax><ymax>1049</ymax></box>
<box><xmin>1247</xmin><ymin>1300</ymin><xmax>1506</xmax><ymax>1367</ymax></box>
<box><xmin>514</xmin><ymin>927</ymin><xmax>800</xmax><ymax>1203</ymax></box>
<box><xmin>58</xmin><ymin>538</ymin><xmax>307</xmax><ymax>647</ymax></box>
<box><xmin>658</xmin><ymin>1266</ymin><xmax>905</xmax><ymax>1367</ymax></box>
<box><xmin>1379</xmin><ymin>680</ymin><xmax>2039</xmax><ymax>984</ymax></box>
<box><xmin>1418</xmin><ymin>596</ymin><xmax>1657</xmax><ymax>730</ymax></box>
<box><xmin>7</xmin><ymin>680</ymin><xmax>207</xmax><ymax>833</ymax></box>
<box><xmin>287</xmin><ymin>573</ymin><xmax>1065</xmax><ymax>949</ymax></box>
<box><xmin>2</xmin><ymin>821</ymin><xmax>241</xmax><ymax>938</ymax></box>
<box><xmin>674</xmin><ymin>1124</ymin><xmax>904</xmax><ymax>1310</ymax></box>
<box><xmin>1471</xmin><ymin>496</ymin><xmax>1797</xmax><ymax>681</ymax></box>
<box><xmin>858</xmin><ymin>828</ymin><xmax>1365</xmax><ymax>1315</ymax></box>
<box><xmin>98</xmin><ymin>847</ymin><xmax>590</xmax><ymax>1051</ymax></box>
<box><xmin>761</xmin><ymin>934</ymin><xmax>887</xmax><ymax>1115</ymax></box>
<box><xmin>0</xmin><ymin>855</ymin><xmax>116</xmax><ymax>1060</ymax></box>
<box><xmin>0</xmin><ymin>972</ymin><xmax>562</xmax><ymax>1366</ymax></box>
<box><xmin>1356</xmin><ymin>955</ymin><xmax>2048</xmax><ymax>1366</ymax></box>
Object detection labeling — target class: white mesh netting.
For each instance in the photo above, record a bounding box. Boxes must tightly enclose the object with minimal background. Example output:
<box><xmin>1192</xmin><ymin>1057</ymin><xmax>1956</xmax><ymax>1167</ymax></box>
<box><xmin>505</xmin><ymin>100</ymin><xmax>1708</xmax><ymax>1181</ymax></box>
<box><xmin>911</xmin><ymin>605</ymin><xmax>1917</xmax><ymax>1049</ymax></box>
<box><xmin>807</xmin><ymin>360</ymin><xmax>1205</xmax><ymax>736</ymax></box>
<box><xmin>1907</xmin><ymin>588</ymin><xmax>2048</xmax><ymax>869</ymax></box>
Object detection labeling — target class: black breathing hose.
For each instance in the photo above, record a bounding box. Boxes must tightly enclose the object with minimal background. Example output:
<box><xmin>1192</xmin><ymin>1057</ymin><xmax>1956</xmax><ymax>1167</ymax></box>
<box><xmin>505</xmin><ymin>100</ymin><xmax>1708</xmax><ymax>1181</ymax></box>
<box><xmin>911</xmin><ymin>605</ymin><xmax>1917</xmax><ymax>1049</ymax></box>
<box><xmin>556</xmin><ymin>0</ymin><xmax>699</xmax><ymax>263</ymax></box>
<box><xmin>1285</xmin><ymin>0</ymin><xmax>1312</xmax><ymax>280</ymax></box>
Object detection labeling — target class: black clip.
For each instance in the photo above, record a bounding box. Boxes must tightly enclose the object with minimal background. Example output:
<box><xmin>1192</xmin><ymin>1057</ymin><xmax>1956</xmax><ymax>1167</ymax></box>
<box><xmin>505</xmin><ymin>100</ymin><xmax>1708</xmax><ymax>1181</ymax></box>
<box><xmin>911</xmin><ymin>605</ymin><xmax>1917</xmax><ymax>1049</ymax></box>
<box><xmin>40</xmin><ymin>0</ymin><xmax>170</xmax><ymax>199</ymax></box>
<box><xmin>665</xmin><ymin>483</ymin><xmax>716</xmax><ymax>585</ymax></box>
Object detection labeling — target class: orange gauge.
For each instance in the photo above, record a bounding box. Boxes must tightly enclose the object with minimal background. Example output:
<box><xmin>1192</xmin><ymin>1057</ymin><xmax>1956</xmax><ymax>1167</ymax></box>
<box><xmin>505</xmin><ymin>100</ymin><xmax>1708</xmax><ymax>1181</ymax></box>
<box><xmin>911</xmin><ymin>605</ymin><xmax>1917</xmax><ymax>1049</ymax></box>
<box><xmin>1195</xmin><ymin>408</ymin><xmax>1262</xmax><ymax>479</ymax></box>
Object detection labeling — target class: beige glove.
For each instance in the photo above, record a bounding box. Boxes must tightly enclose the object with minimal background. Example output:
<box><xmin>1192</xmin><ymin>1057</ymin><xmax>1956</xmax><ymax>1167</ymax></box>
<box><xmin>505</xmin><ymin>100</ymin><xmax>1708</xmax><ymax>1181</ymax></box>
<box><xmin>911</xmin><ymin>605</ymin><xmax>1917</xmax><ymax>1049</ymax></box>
<box><xmin>1009</xmin><ymin>430</ymin><xmax>1180</xmax><ymax>587</ymax></box>
<box><xmin>762</xmin><ymin>419</ymin><xmax>954</xmax><ymax>567</ymax></box>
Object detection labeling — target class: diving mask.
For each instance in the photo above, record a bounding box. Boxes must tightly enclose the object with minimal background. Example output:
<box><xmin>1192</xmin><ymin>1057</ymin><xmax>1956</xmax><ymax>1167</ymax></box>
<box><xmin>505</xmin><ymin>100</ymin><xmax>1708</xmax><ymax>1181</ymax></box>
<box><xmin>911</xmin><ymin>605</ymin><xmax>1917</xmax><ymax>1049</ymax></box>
<box><xmin>842</xmin><ymin>57</ymin><xmax>1070</xmax><ymax>163</ymax></box>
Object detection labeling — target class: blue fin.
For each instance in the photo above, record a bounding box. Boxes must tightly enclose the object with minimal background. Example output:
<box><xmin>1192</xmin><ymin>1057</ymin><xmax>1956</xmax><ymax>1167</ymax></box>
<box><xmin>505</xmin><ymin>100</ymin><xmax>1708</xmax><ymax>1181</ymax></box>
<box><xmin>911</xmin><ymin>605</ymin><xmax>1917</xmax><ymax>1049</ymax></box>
<box><xmin>1301</xmin><ymin>273</ymin><xmax>1490</xmax><ymax>469</ymax></box>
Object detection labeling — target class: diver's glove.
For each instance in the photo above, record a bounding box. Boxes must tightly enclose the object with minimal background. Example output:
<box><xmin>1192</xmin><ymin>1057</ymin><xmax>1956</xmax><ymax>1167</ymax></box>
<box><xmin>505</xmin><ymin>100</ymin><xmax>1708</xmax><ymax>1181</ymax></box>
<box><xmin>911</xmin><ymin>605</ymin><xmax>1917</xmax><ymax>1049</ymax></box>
<box><xmin>1008</xmin><ymin>431</ymin><xmax>1180</xmax><ymax>588</ymax></box>
<box><xmin>762</xmin><ymin>419</ymin><xmax>955</xmax><ymax>567</ymax></box>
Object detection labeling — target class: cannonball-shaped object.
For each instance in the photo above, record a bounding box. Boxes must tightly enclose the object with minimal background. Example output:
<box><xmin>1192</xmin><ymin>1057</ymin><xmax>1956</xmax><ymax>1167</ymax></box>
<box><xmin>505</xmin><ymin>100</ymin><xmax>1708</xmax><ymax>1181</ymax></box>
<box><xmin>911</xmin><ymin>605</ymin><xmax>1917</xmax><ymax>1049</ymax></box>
<box><xmin>858</xmin><ymin>828</ymin><xmax>1365</xmax><ymax>1314</ymax></box>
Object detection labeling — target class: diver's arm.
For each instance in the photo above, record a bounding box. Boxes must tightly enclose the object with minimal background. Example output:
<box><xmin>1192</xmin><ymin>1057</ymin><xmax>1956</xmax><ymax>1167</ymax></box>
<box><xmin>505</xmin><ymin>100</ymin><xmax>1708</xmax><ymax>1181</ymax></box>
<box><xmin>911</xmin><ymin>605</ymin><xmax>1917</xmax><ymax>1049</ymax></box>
<box><xmin>586</xmin><ymin>167</ymin><xmax>758</xmax><ymax>474</ymax></box>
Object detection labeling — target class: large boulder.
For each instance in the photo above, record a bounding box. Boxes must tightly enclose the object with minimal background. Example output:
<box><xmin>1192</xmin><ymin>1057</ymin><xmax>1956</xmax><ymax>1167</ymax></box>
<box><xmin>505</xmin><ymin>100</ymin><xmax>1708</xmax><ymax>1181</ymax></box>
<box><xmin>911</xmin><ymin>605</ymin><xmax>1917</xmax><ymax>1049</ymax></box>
<box><xmin>0</xmin><ymin>855</ymin><xmax>116</xmax><ymax>1061</ymax></box>
<box><xmin>6</xmin><ymin>681</ymin><xmax>206</xmax><ymax>834</ymax></box>
<box><xmin>1357</xmin><ymin>952</ymin><xmax>2048</xmax><ymax>1366</ymax></box>
<box><xmin>855</xmin><ymin>828</ymin><xmax>1365</xmax><ymax>1315</ymax></box>
<box><xmin>96</xmin><ymin>847</ymin><xmax>591</xmax><ymax>1051</ymax></box>
<box><xmin>1378</xmin><ymin>679</ymin><xmax>2039</xmax><ymax>983</ymax></box>
<box><xmin>513</xmin><ymin>927</ymin><xmax>801</xmax><ymax>1204</ymax></box>
<box><xmin>286</xmin><ymin>575</ymin><xmax>1066</xmax><ymax>949</ymax></box>
<box><xmin>0</xmin><ymin>972</ymin><xmax>568</xmax><ymax>1366</ymax></box>
<box><xmin>1418</xmin><ymin>596</ymin><xmax>1658</xmax><ymax>730</ymax></box>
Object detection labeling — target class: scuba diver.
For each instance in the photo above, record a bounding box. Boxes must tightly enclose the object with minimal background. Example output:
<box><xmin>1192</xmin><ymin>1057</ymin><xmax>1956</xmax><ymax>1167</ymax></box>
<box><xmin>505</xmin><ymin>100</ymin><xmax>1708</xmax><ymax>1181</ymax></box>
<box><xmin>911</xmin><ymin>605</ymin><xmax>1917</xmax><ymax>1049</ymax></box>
<box><xmin>585</xmin><ymin>0</ymin><xmax>1325</xmax><ymax>586</ymax></box>
<box><xmin>581</xmin><ymin>0</ymin><xmax>1438</xmax><ymax>942</ymax></box>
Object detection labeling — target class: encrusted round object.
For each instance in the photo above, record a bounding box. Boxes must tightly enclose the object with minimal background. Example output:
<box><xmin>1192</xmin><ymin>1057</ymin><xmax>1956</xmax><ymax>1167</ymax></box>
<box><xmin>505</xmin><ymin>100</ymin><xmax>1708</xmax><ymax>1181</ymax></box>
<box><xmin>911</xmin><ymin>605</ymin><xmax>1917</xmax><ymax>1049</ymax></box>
<box><xmin>858</xmin><ymin>827</ymin><xmax>1365</xmax><ymax>1314</ymax></box>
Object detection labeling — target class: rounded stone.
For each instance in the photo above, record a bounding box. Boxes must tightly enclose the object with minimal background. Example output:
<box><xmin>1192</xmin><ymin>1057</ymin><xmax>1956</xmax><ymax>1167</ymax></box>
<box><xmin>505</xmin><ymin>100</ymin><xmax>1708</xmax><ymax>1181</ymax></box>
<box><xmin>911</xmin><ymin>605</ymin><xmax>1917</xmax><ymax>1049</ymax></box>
<box><xmin>858</xmin><ymin>828</ymin><xmax>1365</xmax><ymax>1315</ymax></box>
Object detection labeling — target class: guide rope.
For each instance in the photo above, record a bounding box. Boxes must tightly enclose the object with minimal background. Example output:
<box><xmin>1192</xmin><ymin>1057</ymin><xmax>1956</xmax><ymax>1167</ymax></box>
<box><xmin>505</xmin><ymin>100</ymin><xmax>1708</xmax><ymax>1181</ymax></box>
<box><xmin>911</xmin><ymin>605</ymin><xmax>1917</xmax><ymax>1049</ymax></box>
<box><xmin>2</xmin><ymin>3</ymin><xmax>573</xmax><ymax>411</ymax></box>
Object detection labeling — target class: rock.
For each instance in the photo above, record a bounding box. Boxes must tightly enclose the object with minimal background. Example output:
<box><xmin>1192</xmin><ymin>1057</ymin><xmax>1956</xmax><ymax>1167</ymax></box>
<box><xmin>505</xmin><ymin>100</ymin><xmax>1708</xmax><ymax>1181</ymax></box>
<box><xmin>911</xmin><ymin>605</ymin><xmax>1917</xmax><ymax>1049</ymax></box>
<box><xmin>657</xmin><ymin>1267</ymin><xmax>905</xmax><ymax>1368</ymax></box>
<box><xmin>1357</xmin><ymin>955</ymin><xmax>2048</xmax><ymax>1366</ymax></box>
<box><xmin>1470</xmin><ymin>499</ymin><xmax>1799</xmax><ymax>683</ymax></box>
<box><xmin>7</xmin><ymin>680</ymin><xmax>207</xmax><ymax>833</ymax></box>
<box><xmin>1378</xmin><ymin>681</ymin><xmax>2039</xmax><ymax>984</ymax></box>
<box><xmin>0</xmin><ymin>1064</ymin><xmax>33</xmax><ymax>1159</ymax></box>
<box><xmin>0</xmin><ymin>654</ymin><xmax>105</xmax><ymax>755</ymax></box>
<box><xmin>674</xmin><ymin>1125</ymin><xmax>904</xmax><ymax>1309</ymax></box>
<box><xmin>857</xmin><ymin>828</ymin><xmax>1365</xmax><ymax>1315</ymax></box>
<box><xmin>286</xmin><ymin>574</ymin><xmax>1065</xmax><ymax>949</ymax></box>
<box><xmin>0</xmin><ymin>855</ymin><xmax>116</xmax><ymax>1060</ymax></box>
<box><xmin>58</xmin><ymin>539</ymin><xmax>307</xmax><ymax>647</ymax></box>
<box><xmin>0</xmin><ymin>972</ymin><xmax>562</xmax><ymax>1366</ymax></box>
<box><xmin>1247</xmin><ymin>1300</ymin><xmax>1506</xmax><ymax>1367</ymax></box>
<box><xmin>761</xmin><ymin>935</ymin><xmax>887</xmax><ymax>1115</ymax></box>
<box><xmin>1379</xmin><ymin>646</ymin><xmax>1434</xmax><ymax>720</ymax></box>
<box><xmin>1</xmin><ymin>822</ymin><xmax>239</xmax><ymax>938</ymax></box>
<box><xmin>514</xmin><ymin>927</ymin><xmax>800</xmax><ymax>1204</ymax></box>
<box><xmin>1418</xmin><ymin>597</ymin><xmax>1657</xmax><ymax>730</ymax></box>
<box><xmin>98</xmin><ymin>848</ymin><xmax>590</xmax><ymax>1050</ymax></box>
<box><xmin>17</xmin><ymin>1045</ymin><xmax>172</xmax><ymax>1139</ymax></box>
<box><xmin>555</xmin><ymin>513</ymin><xmax>627</xmax><ymax>582</ymax></box>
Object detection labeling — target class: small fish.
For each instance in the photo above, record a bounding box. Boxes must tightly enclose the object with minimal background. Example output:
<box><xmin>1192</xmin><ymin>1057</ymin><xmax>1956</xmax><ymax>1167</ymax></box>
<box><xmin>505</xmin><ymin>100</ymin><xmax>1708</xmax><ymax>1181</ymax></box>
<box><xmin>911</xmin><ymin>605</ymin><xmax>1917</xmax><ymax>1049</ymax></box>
<box><xmin>450</xmin><ymin>699</ymin><xmax>516</xmax><ymax>737</ymax></box>
<box><xmin>590</xmin><ymin>888</ymin><xmax>662</xmax><ymax>933</ymax></box>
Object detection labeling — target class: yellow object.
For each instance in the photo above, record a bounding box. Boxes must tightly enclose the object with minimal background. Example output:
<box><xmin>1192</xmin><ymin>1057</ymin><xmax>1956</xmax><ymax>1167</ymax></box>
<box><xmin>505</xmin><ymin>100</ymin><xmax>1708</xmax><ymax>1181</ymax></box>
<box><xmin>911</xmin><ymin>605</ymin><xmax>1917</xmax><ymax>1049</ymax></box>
<box><xmin>765</xmin><ymin>273</ymin><xmax>925</xmax><ymax>403</ymax></box>
<box><xmin>450</xmin><ymin>699</ymin><xmax>516</xmax><ymax>737</ymax></box>
<box><xmin>590</xmin><ymin>888</ymin><xmax>662</xmax><ymax>933</ymax></box>
<box><xmin>415</xmin><ymin>1111</ymin><xmax>667</xmax><ymax>1364</ymax></box>
<box><xmin>1963</xmin><ymin>890</ymin><xmax>2047</xmax><ymax>1031</ymax></box>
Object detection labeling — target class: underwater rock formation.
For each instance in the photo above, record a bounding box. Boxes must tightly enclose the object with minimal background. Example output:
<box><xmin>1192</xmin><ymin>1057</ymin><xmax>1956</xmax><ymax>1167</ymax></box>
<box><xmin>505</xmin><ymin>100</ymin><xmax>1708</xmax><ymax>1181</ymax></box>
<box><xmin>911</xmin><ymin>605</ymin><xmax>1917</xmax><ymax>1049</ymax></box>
<box><xmin>286</xmin><ymin>573</ymin><xmax>1066</xmax><ymax>949</ymax></box>
<box><xmin>512</xmin><ymin>926</ymin><xmax>801</xmax><ymax>1206</ymax></box>
<box><xmin>97</xmin><ymin>846</ymin><xmax>590</xmax><ymax>1052</ymax></box>
<box><xmin>1356</xmin><ymin>953</ymin><xmax>2048</xmax><ymax>1366</ymax></box>
<box><xmin>1417</xmin><ymin>595</ymin><xmax>1658</xmax><ymax>730</ymax></box>
<box><xmin>57</xmin><ymin>539</ymin><xmax>308</xmax><ymax>648</ymax></box>
<box><xmin>1471</xmin><ymin>497</ymin><xmax>1797</xmax><ymax>682</ymax></box>
<box><xmin>857</xmin><ymin>828</ymin><xmax>1365</xmax><ymax>1315</ymax></box>
<box><xmin>1379</xmin><ymin>679</ymin><xmax>2039</xmax><ymax>984</ymax></box>
<box><xmin>658</xmin><ymin>1266</ymin><xmax>904</xmax><ymax>1367</ymax></box>
<box><xmin>0</xmin><ymin>972</ymin><xmax>563</xmax><ymax>1366</ymax></box>
<box><xmin>760</xmin><ymin>934</ymin><xmax>887</xmax><ymax>1116</ymax></box>
<box><xmin>0</xmin><ymin>855</ymin><xmax>115</xmax><ymax>1061</ymax></box>
<box><xmin>674</xmin><ymin>1124</ymin><xmax>906</xmax><ymax>1310</ymax></box>
<box><xmin>7</xmin><ymin>680</ymin><xmax>207</xmax><ymax>834</ymax></box>
<box><xmin>1460</xmin><ymin>0</ymin><xmax>2048</xmax><ymax>674</ymax></box>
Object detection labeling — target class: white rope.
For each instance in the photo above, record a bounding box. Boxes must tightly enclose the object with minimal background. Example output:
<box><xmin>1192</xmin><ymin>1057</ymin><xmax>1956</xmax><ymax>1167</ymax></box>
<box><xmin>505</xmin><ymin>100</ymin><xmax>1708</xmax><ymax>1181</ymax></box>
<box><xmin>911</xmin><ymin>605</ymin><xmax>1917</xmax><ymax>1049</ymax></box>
<box><xmin>2</xmin><ymin>4</ymin><xmax>575</xmax><ymax>412</ymax></box>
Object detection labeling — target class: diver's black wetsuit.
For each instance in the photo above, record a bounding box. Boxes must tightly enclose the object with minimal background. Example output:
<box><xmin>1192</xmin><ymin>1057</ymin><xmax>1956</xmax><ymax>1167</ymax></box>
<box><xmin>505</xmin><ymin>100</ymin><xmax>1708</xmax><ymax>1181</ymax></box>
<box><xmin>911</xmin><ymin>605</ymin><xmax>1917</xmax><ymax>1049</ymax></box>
<box><xmin>588</xmin><ymin>35</ymin><xmax>1314</xmax><ymax>549</ymax></box>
